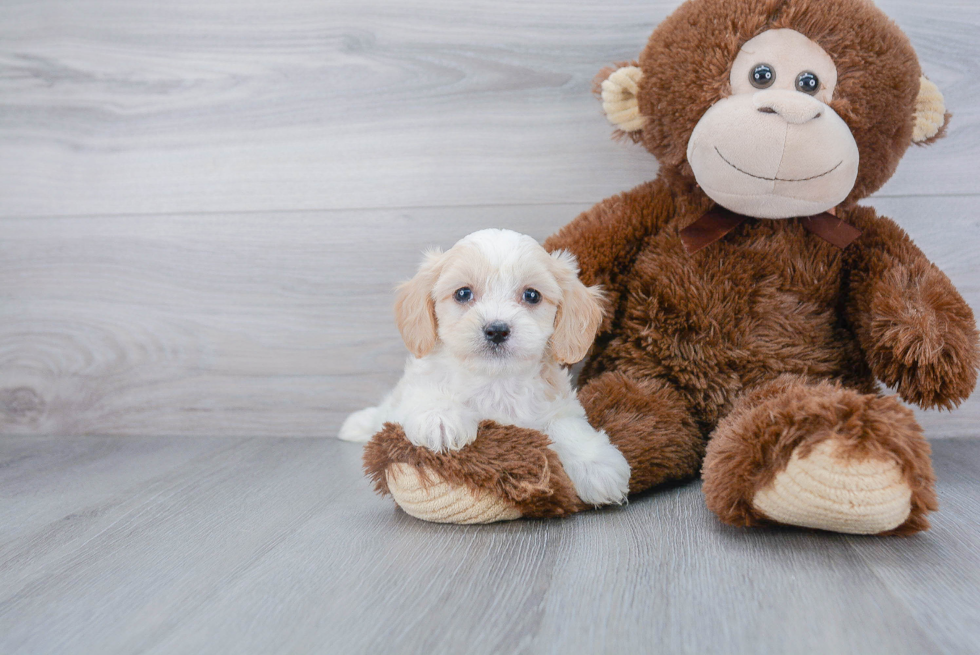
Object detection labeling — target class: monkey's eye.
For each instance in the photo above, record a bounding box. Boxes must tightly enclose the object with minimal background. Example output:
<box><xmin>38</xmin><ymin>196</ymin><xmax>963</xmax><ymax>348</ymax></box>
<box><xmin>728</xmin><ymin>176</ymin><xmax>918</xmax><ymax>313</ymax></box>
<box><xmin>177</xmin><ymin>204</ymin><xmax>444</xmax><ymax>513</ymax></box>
<box><xmin>750</xmin><ymin>64</ymin><xmax>775</xmax><ymax>89</ymax></box>
<box><xmin>454</xmin><ymin>287</ymin><xmax>473</xmax><ymax>303</ymax></box>
<box><xmin>796</xmin><ymin>71</ymin><xmax>820</xmax><ymax>95</ymax></box>
<box><xmin>522</xmin><ymin>288</ymin><xmax>541</xmax><ymax>305</ymax></box>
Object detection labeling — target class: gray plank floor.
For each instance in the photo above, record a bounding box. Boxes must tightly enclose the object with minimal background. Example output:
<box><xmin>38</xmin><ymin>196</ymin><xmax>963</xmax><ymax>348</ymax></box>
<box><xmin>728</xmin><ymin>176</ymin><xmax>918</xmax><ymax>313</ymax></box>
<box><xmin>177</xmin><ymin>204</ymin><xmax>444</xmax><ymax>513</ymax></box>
<box><xmin>2</xmin><ymin>0</ymin><xmax>980</xmax><ymax>653</ymax></box>
<box><xmin>0</xmin><ymin>436</ymin><xmax>978</xmax><ymax>654</ymax></box>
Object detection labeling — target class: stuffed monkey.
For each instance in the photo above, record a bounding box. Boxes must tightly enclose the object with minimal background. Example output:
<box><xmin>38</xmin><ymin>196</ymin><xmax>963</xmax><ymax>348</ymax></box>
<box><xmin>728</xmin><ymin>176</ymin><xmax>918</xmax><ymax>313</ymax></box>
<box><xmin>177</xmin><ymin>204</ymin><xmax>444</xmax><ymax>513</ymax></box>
<box><xmin>364</xmin><ymin>0</ymin><xmax>979</xmax><ymax>535</ymax></box>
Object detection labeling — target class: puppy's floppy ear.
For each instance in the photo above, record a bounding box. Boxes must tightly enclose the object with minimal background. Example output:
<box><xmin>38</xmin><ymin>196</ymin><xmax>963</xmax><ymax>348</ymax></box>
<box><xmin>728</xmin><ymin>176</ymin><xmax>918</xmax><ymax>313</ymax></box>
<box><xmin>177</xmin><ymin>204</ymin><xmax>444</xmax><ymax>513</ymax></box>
<box><xmin>549</xmin><ymin>250</ymin><xmax>605</xmax><ymax>365</ymax></box>
<box><xmin>394</xmin><ymin>248</ymin><xmax>445</xmax><ymax>358</ymax></box>
<box><xmin>912</xmin><ymin>76</ymin><xmax>950</xmax><ymax>145</ymax></box>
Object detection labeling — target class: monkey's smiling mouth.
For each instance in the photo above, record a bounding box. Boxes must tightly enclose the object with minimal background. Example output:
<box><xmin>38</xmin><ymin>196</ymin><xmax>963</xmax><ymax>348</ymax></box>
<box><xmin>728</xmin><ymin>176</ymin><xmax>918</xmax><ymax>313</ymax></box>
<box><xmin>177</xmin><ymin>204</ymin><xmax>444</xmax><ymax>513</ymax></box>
<box><xmin>715</xmin><ymin>147</ymin><xmax>842</xmax><ymax>182</ymax></box>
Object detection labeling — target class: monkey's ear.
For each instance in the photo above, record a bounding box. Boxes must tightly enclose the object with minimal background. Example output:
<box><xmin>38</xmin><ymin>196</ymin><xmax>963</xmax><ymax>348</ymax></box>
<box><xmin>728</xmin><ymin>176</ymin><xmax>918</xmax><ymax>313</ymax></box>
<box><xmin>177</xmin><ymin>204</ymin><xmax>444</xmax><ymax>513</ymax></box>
<box><xmin>912</xmin><ymin>76</ymin><xmax>950</xmax><ymax>144</ymax></box>
<box><xmin>596</xmin><ymin>64</ymin><xmax>646</xmax><ymax>136</ymax></box>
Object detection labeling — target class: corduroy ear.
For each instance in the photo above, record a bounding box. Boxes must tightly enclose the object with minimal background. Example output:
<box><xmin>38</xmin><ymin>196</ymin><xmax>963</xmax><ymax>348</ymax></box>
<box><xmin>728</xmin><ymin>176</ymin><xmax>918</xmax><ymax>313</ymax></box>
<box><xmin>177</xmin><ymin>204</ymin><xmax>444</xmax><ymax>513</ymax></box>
<box><xmin>912</xmin><ymin>76</ymin><xmax>950</xmax><ymax>144</ymax></box>
<box><xmin>599</xmin><ymin>65</ymin><xmax>646</xmax><ymax>134</ymax></box>
<box><xmin>394</xmin><ymin>248</ymin><xmax>445</xmax><ymax>358</ymax></box>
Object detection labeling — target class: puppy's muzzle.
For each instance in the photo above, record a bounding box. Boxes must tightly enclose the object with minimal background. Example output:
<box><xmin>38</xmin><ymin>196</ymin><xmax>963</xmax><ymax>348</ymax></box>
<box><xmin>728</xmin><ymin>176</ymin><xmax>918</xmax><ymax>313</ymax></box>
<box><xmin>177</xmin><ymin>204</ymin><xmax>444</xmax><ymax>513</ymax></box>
<box><xmin>483</xmin><ymin>322</ymin><xmax>510</xmax><ymax>344</ymax></box>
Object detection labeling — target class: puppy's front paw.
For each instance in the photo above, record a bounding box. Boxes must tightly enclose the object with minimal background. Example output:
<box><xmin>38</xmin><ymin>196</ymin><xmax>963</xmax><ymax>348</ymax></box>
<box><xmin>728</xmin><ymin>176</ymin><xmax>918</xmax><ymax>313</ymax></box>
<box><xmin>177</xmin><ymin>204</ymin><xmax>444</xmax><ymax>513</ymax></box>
<box><xmin>404</xmin><ymin>410</ymin><xmax>478</xmax><ymax>452</ymax></box>
<box><xmin>564</xmin><ymin>442</ymin><xmax>631</xmax><ymax>507</ymax></box>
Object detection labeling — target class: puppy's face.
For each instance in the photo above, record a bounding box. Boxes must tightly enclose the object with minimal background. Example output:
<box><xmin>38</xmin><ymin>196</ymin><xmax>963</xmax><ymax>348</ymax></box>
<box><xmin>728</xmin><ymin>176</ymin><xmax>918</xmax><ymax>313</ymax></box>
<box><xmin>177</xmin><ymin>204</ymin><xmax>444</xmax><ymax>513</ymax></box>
<box><xmin>395</xmin><ymin>229</ymin><xmax>604</xmax><ymax>372</ymax></box>
<box><xmin>433</xmin><ymin>235</ymin><xmax>561</xmax><ymax>371</ymax></box>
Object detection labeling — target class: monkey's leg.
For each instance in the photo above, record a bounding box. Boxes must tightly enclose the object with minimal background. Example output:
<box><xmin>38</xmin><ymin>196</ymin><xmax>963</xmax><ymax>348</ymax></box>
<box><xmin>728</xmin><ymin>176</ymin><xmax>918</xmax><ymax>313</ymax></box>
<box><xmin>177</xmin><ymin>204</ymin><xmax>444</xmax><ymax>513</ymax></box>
<box><xmin>577</xmin><ymin>370</ymin><xmax>705</xmax><ymax>493</ymax></box>
<box><xmin>702</xmin><ymin>374</ymin><xmax>937</xmax><ymax>535</ymax></box>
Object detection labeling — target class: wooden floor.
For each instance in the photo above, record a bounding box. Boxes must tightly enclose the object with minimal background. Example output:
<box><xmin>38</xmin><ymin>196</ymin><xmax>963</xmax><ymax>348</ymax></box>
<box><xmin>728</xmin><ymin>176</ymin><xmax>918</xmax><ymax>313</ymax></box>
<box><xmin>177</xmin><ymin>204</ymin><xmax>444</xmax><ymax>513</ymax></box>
<box><xmin>0</xmin><ymin>436</ymin><xmax>978</xmax><ymax>654</ymax></box>
<box><xmin>2</xmin><ymin>0</ymin><xmax>979</xmax><ymax>652</ymax></box>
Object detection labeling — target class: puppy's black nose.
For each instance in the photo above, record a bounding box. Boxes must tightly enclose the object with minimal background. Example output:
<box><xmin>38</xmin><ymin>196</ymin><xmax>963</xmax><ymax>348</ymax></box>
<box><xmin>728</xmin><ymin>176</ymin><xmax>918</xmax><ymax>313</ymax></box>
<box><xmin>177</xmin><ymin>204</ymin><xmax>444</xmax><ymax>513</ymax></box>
<box><xmin>484</xmin><ymin>322</ymin><xmax>510</xmax><ymax>344</ymax></box>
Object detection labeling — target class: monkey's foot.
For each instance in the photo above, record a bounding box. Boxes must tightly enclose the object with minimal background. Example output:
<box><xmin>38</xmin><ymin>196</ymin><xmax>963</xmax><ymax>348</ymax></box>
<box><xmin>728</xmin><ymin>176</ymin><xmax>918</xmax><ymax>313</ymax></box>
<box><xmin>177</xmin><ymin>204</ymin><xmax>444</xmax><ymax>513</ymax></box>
<box><xmin>386</xmin><ymin>463</ymin><xmax>521</xmax><ymax>524</ymax></box>
<box><xmin>703</xmin><ymin>376</ymin><xmax>937</xmax><ymax>535</ymax></box>
<box><xmin>363</xmin><ymin>421</ymin><xmax>585</xmax><ymax>524</ymax></box>
<box><xmin>751</xmin><ymin>439</ymin><xmax>913</xmax><ymax>534</ymax></box>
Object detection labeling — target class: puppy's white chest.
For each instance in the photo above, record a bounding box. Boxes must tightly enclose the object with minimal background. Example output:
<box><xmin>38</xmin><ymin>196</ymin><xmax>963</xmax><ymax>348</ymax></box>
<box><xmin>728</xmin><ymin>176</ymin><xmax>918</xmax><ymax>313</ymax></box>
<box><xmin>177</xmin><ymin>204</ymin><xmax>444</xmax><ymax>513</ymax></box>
<box><xmin>467</xmin><ymin>377</ymin><xmax>559</xmax><ymax>429</ymax></box>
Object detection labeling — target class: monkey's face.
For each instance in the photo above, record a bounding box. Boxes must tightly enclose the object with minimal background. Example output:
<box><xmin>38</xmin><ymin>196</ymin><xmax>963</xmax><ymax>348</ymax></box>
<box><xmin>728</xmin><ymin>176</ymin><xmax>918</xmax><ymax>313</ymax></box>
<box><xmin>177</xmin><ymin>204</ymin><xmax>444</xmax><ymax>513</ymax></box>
<box><xmin>599</xmin><ymin>0</ymin><xmax>946</xmax><ymax>208</ymax></box>
<box><xmin>686</xmin><ymin>29</ymin><xmax>859</xmax><ymax>219</ymax></box>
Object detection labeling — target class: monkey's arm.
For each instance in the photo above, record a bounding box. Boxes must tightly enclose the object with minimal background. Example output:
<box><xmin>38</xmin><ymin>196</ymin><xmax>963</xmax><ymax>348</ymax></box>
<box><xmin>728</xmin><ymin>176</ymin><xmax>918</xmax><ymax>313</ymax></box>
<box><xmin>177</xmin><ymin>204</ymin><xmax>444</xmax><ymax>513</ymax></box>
<box><xmin>842</xmin><ymin>206</ymin><xmax>980</xmax><ymax>409</ymax></box>
<box><xmin>544</xmin><ymin>179</ymin><xmax>672</xmax><ymax>334</ymax></box>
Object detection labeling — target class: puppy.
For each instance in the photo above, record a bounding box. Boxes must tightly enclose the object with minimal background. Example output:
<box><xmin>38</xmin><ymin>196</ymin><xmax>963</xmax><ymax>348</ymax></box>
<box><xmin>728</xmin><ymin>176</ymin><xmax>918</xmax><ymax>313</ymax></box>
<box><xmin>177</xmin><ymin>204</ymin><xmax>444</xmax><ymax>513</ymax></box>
<box><xmin>339</xmin><ymin>229</ymin><xmax>630</xmax><ymax>507</ymax></box>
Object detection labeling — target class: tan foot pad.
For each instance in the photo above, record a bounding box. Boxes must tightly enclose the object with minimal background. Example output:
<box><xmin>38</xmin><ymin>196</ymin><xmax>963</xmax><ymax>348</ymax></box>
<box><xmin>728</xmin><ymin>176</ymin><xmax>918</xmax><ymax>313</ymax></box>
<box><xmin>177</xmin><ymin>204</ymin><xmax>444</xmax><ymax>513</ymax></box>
<box><xmin>752</xmin><ymin>439</ymin><xmax>912</xmax><ymax>534</ymax></box>
<box><xmin>386</xmin><ymin>463</ymin><xmax>522</xmax><ymax>524</ymax></box>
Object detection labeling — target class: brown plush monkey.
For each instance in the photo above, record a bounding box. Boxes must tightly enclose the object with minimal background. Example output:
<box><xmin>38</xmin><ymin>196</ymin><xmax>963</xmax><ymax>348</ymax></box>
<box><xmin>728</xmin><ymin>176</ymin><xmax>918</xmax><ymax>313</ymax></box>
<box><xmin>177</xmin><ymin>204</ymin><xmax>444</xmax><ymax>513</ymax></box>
<box><xmin>364</xmin><ymin>0</ymin><xmax>979</xmax><ymax>535</ymax></box>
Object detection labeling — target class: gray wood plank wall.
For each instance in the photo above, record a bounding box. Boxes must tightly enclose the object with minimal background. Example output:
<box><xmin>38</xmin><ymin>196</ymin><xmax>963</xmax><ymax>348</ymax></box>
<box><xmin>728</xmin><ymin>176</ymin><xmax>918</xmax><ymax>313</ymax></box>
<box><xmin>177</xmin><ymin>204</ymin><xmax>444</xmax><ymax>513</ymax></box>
<box><xmin>1</xmin><ymin>0</ymin><xmax>978</xmax><ymax>438</ymax></box>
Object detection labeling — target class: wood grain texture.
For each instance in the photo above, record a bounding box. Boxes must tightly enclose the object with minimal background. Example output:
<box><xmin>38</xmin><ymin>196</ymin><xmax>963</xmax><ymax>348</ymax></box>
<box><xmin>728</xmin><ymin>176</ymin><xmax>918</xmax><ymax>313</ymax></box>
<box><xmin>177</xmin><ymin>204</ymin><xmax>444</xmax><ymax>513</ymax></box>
<box><xmin>0</xmin><ymin>0</ymin><xmax>977</xmax><ymax>218</ymax></box>
<box><xmin>0</xmin><ymin>435</ymin><xmax>977</xmax><ymax>654</ymax></box>
<box><xmin>1</xmin><ymin>197</ymin><xmax>977</xmax><ymax>438</ymax></box>
<box><xmin>0</xmin><ymin>0</ymin><xmax>977</xmax><ymax>438</ymax></box>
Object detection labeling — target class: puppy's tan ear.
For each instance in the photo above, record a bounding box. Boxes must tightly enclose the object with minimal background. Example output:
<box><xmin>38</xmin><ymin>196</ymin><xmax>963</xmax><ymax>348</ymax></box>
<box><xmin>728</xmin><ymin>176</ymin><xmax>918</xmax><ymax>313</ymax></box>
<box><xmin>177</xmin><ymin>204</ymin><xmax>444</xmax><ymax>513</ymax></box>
<box><xmin>394</xmin><ymin>248</ymin><xmax>445</xmax><ymax>358</ymax></box>
<box><xmin>913</xmin><ymin>76</ymin><xmax>950</xmax><ymax>145</ymax></box>
<box><xmin>550</xmin><ymin>250</ymin><xmax>605</xmax><ymax>365</ymax></box>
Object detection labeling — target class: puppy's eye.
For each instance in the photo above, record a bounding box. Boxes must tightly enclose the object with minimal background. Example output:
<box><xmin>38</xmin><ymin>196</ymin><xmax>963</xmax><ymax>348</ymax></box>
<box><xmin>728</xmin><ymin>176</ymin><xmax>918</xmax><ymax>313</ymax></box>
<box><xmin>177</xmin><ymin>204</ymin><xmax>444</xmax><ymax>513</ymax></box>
<box><xmin>750</xmin><ymin>64</ymin><xmax>775</xmax><ymax>89</ymax></box>
<box><xmin>522</xmin><ymin>288</ymin><xmax>541</xmax><ymax>305</ymax></box>
<box><xmin>453</xmin><ymin>287</ymin><xmax>473</xmax><ymax>303</ymax></box>
<box><xmin>795</xmin><ymin>71</ymin><xmax>819</xmax><ymax>95</ymax></box>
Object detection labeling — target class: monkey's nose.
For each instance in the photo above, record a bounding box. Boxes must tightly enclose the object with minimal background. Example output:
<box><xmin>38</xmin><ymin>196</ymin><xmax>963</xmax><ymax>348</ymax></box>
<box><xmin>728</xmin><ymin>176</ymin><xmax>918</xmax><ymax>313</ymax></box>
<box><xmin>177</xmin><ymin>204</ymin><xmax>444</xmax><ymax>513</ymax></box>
<box><xmin>753</xmin><ymin>90</ymin><xmax>823</xmax><ymax>124</ymax></box>
<box><xmin>484</xmin><ymin>322</ymin><xmax>510</xmax><ymax>344</ymax></box>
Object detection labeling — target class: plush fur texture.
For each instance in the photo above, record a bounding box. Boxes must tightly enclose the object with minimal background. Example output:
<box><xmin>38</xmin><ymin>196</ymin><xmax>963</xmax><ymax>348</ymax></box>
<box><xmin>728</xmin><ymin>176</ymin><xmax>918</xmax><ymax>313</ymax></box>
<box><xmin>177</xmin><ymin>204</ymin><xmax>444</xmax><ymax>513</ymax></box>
<box><xmin>701</xmin><ymin>375</ymin><xmax>937</xmax><ymax>535</ymax></box>
<box><xmin>363</xmin><ymin>0</ymin><xmax>978</xmax><ymax>534</ymax></box>
<box><xmin>631</xmin><ymin>0</ymin><xmax>927</xmax><ymax>204</ymax></box>
<box><xmin>578</xmin><ymin>371</ymin><xmax>705</xmax><ymax>493</ymax></box>
<box><xmin>364</xmin><ymin>421</ymin><xmax>587</xmax><ymax>518</ymax></box>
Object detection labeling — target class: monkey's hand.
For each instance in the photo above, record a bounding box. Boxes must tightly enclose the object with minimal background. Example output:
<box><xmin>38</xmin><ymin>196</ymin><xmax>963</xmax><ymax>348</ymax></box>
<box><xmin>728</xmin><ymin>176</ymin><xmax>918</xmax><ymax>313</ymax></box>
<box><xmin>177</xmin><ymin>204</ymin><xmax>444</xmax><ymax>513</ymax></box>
<box><xmin>866</xmin><ymin>262</ymin><xmax>979</xmax><ymax>409</ymax></box>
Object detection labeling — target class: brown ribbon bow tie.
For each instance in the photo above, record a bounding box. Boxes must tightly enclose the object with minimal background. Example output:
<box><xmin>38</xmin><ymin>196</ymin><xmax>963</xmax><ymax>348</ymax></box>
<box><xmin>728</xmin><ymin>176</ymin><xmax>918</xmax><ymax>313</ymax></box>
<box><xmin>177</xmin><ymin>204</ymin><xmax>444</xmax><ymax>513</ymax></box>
<box><xmin>679</xmin><ymin>205</ymin><xmax>862</xmax><ymax>254</ymax></box>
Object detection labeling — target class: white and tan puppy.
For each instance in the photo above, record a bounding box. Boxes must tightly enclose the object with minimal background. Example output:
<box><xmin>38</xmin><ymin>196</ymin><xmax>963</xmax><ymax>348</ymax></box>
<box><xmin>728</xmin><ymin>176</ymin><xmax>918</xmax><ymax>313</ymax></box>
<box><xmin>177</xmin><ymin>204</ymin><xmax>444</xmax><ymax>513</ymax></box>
<box><xmin>339</xmin><ymin>229</ymin><xmax>630</xmax><ymax>507</ymax></box>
